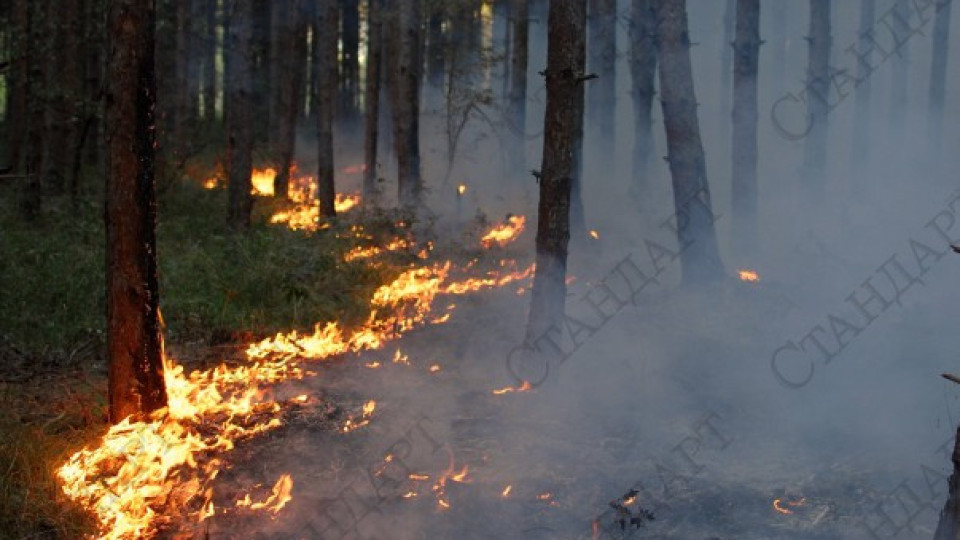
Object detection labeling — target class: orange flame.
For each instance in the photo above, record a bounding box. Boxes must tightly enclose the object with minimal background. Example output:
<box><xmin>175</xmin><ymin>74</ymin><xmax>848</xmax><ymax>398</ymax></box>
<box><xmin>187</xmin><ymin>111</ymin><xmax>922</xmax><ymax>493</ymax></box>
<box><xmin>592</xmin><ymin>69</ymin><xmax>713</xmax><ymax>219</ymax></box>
<box><xmin>491</xmin><ymin>380</ymin><xmax>532</xmax><ymax>395</ymax></box>
<box><xmin>235</xmin><ymin>474</ymin><xmax>293</xmax><ymax>515</ymax></box>
<box><xmin>773</xmin><ymin>497</ymin><xmax>806</xmax><ymax>515</ymax></box>
<box><xmin>739</xmin><ymin>269</ymin><xmax>760</xmax><ymax>282</ymax></box>
<box><xmin>480</xmin><ymin>216</ymin><xmax>526</xmax><ymax>248</ymax></box>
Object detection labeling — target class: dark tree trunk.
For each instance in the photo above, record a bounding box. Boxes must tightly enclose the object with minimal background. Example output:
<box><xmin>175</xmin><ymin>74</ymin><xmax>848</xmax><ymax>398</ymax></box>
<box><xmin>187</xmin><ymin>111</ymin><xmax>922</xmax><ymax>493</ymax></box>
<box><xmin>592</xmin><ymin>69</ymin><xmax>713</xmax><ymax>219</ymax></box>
<box><xmin>803</xmin><ymin>0</ymin><xmax>830</xmax><ymax>193</ymax></box>
<box><xmin>47</xmin><ymin>0</ymin><xmax>78</xmax><ymax>195</ymax></box>
<box><xmin>186</xmin><ymin>0</ymin><xmax>205</xmax><ymax>142</ymax></box>
<box><xmin>7</xmin><ymin>0</ymin><xmax>29</xmax><ymax>175</ymax></box>
<box><xmin>852</xmin><ymin>0</ymin><xmax>875</xmax><ymax>175</ymax></box>
<box><xmin>22</xmin><ymin>1</ymin><xmax>44</xmax><ymax>219</ymax></box>
<box><xmin>363</xmin><ymin>0</ymin><xmax>383</xmax><ymax>207</ymax></box>
<box><xmin>928</xmin><ymin>0</ymin><xmax>952</xmax><ymax>147</ymax></box>
<box><xmin>226</xmin><ymin>0</ymin><xmax>254</xmax><ymax>229</ymax></box>
<box><xmin>629</xmin><ymin>0</ymin><xmax>658</xmax><ymax>190</ymax></box>
<box><xmin>720</xmin><ymin>0</ymin><xmax>735</xmax><ymax>120</ymax></box>
<box><xmin>731</xmin><ymin>0</ymin><xmax>760</xmax><ymax>259</ymax></box>
<box><xmin>656</xmin><ymin>0</ymin><xmax>725</xmax><ymax>285</ymax></box>
<box><xmin>935</xmin><ymin>425</ymin><xmax>960</xmax><ymax>540</ymax></box>
<box><xmin>252</xmin><ymin>0</ymin><xmax>271</xmax><ymax>142</ymax></box>
<box><xmin>587</xmin><ymin>0</ymin><xmax>616</xmax><ymax>151</ymax></box>
<box><xmin>270</xmin><ymin>0</ymin><xmax>308</xmax><ymax>198</ymax></box>
<box><xmin>340</xmin><ymin>0</ymin><xmax>361</xmax><ymax>124</ymax></box>
<box><xmin>426</xmin><ymin>3</ymin><xmax>445</xmax><ymax>89</ymax></box>
<box><xmin>202</xmin><ymin>0</ymin><xmax>219</xmax><ymax>124</ymax></box>
<box><xmin>105</xmin><ymin>0</ymin><xmax>166</xmax><ymax>423</ymax></box>
<box><xmin>173</xmin><ymin>0</ymin><xmax>190</xmax><ymax>161</ymax></box>
<box><xmin>154</xmin><ymin>0</ymin><xmax>177</xmax><ymax>183</ymax></box>
<box><xmin>317</xmin><ymin>0</ymin><xmax>338</xmax><ymax>219</ymax></box>
<box><xmin>395</xmin><ymin>0</ymin><xmax>423</xmax><ymax>209</ymax></box>
<box><xmin>82</xmin><ymin>0</ymin><xmax>108</xmax><ymax>171</ymax></box>
<box><xmin>507</xmin><ymin>0</ymin><xmax>529</xmax><ymax>171</ymax></box>
<box><xmin>768</xmin><ymin>0</ymin><xmax>788</xmax><ymax>98</ymax></box>
<box><xmin>526</xmin><ymin>0</ymin><xmax>586</xmax><ymax>340</ymax></box>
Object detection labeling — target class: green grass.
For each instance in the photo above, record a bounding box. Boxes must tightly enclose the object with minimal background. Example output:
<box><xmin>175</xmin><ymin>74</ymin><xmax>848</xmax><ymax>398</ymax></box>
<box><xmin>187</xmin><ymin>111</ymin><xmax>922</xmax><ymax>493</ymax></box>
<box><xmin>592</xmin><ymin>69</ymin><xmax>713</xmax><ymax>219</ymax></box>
<box><xmin>0</xmin><ymin>175</ymin><xmax>415</xmax><ymax>539</ymax></box>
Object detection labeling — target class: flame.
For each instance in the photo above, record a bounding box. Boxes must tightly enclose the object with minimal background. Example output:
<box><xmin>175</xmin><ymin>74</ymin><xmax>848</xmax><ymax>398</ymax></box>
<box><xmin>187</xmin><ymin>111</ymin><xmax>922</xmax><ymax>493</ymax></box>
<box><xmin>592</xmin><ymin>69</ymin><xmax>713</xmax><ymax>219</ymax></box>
<box><xmin>235</xmin><ymin>474</ymin><xmax>293</xmax><ymax>515</ymax></box>
<box><xmin>501</xmin><ymin>485</ymin><xmax>512</xmax><ymax>498</ymax></box>
<box><xmin>343</xmin><ymin>237</ymin><xmax>412</xmax><ymax>263</ymax></box>
<box><xmin>480</xmin><ymin>216</ymin><xmax>526</xmax><ymax>248</ymax></box>
<box><xmin>589</xmin><ymin>229</ymin><xmax>599</xmax><ymax>240</ymax></box>
<box><xmin>773</xmin><ymin>497</ymin><xmax>806</xmax><ymax>515</ymax></box>
<box><xmin>203</xmin><ymin>177</ymin><xmax>218</xmax><ymax>189</ymax></box>
<box><xmin>56</xmin><ymin>230</ymin><xmax>535</xmax><ymax>538</ymax></box>
<box><xmin>739</xmin><ymin>269</ymin><xmax>760</xmax><ymax>282</ymax></box>
<box><xmin>491</xmin><ymin>380</ymin><xmax>532</xmax><ymax>395</ymax></box>
<box><xmin>457</xmin><ymin>184</ymin><xmax>467</xmax><ymax>196</ymax></box>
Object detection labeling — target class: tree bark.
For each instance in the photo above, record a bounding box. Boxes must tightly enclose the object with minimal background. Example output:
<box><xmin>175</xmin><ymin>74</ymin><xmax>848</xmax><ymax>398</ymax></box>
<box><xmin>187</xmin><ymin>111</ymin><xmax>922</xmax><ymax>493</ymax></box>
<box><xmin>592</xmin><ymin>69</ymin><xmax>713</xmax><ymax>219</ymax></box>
<box><xmin>507</xmin><ymin>0</ymin><xmax>529</xmax><ymax>171</ymax></box>
<box><xmin>395</xmin><ymin>0</ymin><xmax>423</xmax><ymax>209</ymax></box>
<box><xmin>629</xmin><ymin>0</ymin><xmax>658</xmax><ymax>190</ymax></box>
<box><xmin>803</xmin><ymin>0</ymin><xmax>830</xmax><ymax>194</ymax></box>
<box><xmin>363</xmin><ymin>0</ymin><xmax>383</xmax><ymax>207</ymax></box>
<box><xmin>105</xmin><ymin>0</ymin><xmax>166</xmax><ymax>423</ymax></box>
<box><xmin>202</xmin><ymin>0</ymin><xmax>219</xmax><ymax>124</ymax></box>
<box><xmin>587</xmin><ymin>0</ymin><xmax>616</xmax><ymax>150</ymax></box>
<box><xmin>928</xmin><ymin>0</ymin><xmax>952</xmax><ymax>148</ymax></box>
<box><xmin>720</xmin><ymin>0</ymin><xmax>735</xmax><ymax>120</ymax></box>
<box><xmin>526</xmin><ymin>0</ymin><xmax>586</xmax><ymax>341</ymax></box>
<box><xmin>317</xmin><ymin>0</ymin><xmax>338</xmax><ymax>219</ymax></box>
<box><xmin>426</xmin><ymin>3</ymin><xmax>445</xmax><ymax>90</ymax></box>
<box><xmin>226</xmin><ymin>0</ymin><xmax>254</xmax><ymax>229</ymax></box>
<box><xmin>22</xmin><ymin>1</ymin><xmax>45</xmax><ymax>219</ymax></box>
<box><xmin>269</xmin><ymin>1</ymin><xmax>293</xmax><ymax>197</ymax></box>
<box><xmin>7</xmin><ymin>0</ymin><xmax>29</xmax><ymax>175</ymax></box>
<box><xmin>656</xmin><ymin>0</ymin><xmax>725</xmax><ymax>285</ymax></box>
<box><xmin>935</xmin><ymin>425</ymin><xmax>960</xmax><ymax>540</ymax></box>
<box><xmin>340</xmin><ymin>0</ymin><xmax>361</xmax><ymax>124</ymax></box>
<box><xmin>731</xmin><ymin>0</ymin><xmax>760</xmax><ymax>259</ymax></box>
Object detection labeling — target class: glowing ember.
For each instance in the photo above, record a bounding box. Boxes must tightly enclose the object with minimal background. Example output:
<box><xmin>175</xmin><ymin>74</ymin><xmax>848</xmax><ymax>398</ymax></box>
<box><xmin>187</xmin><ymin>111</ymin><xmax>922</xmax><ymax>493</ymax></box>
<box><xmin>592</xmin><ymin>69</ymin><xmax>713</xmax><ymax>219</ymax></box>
<box><xmin>739</xmin><ymin>269</ymin><xmax>760</xmax><ymax>282</ymax></box>
<box><xmin>589</xmin><ymin>229</ymin><xmax>599</xmax><ymax>240</ymax></box>
<box><xmin>772</xmin><ymin>497</ymin><xmax>806</xmax><ymax>515</ymax></box>
<box><xmin>537</xmin><ymin>492</ymin><xmax>553</xmax><ymax>501</ymax></box>
<box><xmin>203</xmin><ymin>177</ymin><xmax>218</xmax><ymax>189</ymax></box>
<box><xmin>491</xmin><ymin>380</ymin><xmax>533</xmax><ymax>395</ymax></box>
<box><xmin>429</xmin><ymin>364</ymin><xmax>442</xmax><ymax>373</ymax></box>
<box><xmin>501</xmin><ymin>485</ymin><xmax>513</xmax><ymax>498</ymax></box>
<box><xmin>480</xmin><ymin>215</ymin><xmax>527</xmax><ymax>248</ymax></box>
<box><xmin>458</xmin><ymin>184</ymin><xmax>467</xmax><ymax>196</ymax></box>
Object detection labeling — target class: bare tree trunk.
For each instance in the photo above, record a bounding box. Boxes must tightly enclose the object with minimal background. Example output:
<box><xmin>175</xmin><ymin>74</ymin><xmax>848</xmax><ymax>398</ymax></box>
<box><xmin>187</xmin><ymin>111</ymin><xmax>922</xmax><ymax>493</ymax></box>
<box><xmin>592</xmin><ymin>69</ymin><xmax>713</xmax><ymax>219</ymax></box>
<box><xmin>173</xmin><ymin>0</ymin><xmax>189</xmax><ymax>161</ymax></box>
<box><xmin>202</xmin><ymin>0</ymin><xmax>219</xmax><ymax>124</ymax></box>
<box><xmin>587</xmin><ymin>0</ymin><xmax>616</xmax><ymax>152</ymax></box>
<box><xmin>316</xmin><ymin>0</ymin><xmax>338</xmax><ymax>219</ymax></box>
<box><xmin>82</xmin><ymin>0</ymin><xmax>108</xmax><ymax>171</ymax></box>
<box><xmin>363</xmin><ymin>0</ymin><xmax>383</xmax><ymax>207</ymax></box>
<box><xmin>629</xmin><ymin>0</ymin><xmax>658</xmax><ymax>191</ymax></box>
<box><xmin>7</xmin><ymin>0</ymin><xmax>29</xmax><ymax>175</ymax></box>
<box><xmin>935</xmin><ymin>425</ymin><xmax>960</xmax><ymax>540</ymax></box>
<box><xmin>803</xmin><ymin>0</ymin><xmax>830</xmax><ymax>195</ymax></box>
<box><xmin>186</xmin><ymin>0</ymin><xmax>205</xmax><ymax>143</ymax></box>
<box><xmin>226</xmin><ymin>0</ymin><xmax>254</xmax><ymax>229</ymax></box>
<box><xmin>720</xmin><ymin>0</ymin><xmax>735</xmax><ymax>120</ymax></box>
<box><xmin>426</xmin><ymin>3</ymin><xmax>445</xmax><ymax>90</ymax></box>
<box><xmin>656</xmin><ymin>0</ymin><xmax>725</xmax><ymax>285</ymax></box>
<box><xmin>526</xmin><ymin>0</ymin><xmax>586</xmax><ymax>341</ymax></box>
<box><xmin>340</xmin><ymin>0</ymin><xmax>361</xmax><ymax>125</ymax></box>
<box><xmin>105</xmin><ymin>0</ymin><xmax>166</xmax><ymax>423</ymax></box>
<box><xmin>22</xmin><ymin>1</ymin><xmax>44</xmax><ymax>219</ymax></box>
<box><xmin>395</xmin><ymin>0</ymin><xmax>423</xmax><ymax>209</ymax></box>
<box><xmin>269</xmin><ymin>1</ymin><xmax>292</xmax><ymax>197</ymax></box>
<box><xmin>507</xmin><ymin>0</ymin><xmax>529</xmax><ymax>171</ymax></box>
<box><xmin>273</xmin><ymin>1</ymin><xmax>308</xmax><ymax>198</ymax></box>
<box><xmin>928</xmin><ymin>0</ymin><xmax>952</xmax><ymax>148</ymax></box>
<box><xmin>768</xmin><ymin>0</ymin><xmax>788</xmax><ymax>98</ymax></box>
<box><xmin>852</xmin><ymin>0</ymin><xmax>875</xmax><ymax>178</ymax></box>
<box><xmin>731</xmin><ymin>0</ymin><xmax>760</xmax><ymax>259</ymax></box>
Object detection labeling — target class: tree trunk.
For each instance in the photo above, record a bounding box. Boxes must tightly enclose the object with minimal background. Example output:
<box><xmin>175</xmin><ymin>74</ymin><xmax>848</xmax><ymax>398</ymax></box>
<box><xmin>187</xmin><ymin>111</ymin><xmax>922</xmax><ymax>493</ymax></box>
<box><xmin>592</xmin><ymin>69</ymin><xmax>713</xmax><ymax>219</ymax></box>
<box><xmin>656</xmin><ymin>0</ymin><xmax>725</xmax><ymax>285</ymax></box>
<box><xmin>173</xmin><ymin>0</ymin><xmax>190</xmax><ymax>161</ymax></box>
<box><xmin>317</xmin><ymin>0</ymin><xmax>338</xmax><ymax>219</ymax></box>
<box><xmin>202</xmin><ymin>0</ymin><xmax>219</xmax><ymax>124</ymax></box>
<box><xmin>803</xmin><ymin>0</ymin><xmax>830</xmax><ymax>194</ymax></box>
<box><xmin>526</xmin><ymin>0</ymin><xmax>586</xmax><ymax>341</ymax></box>
<box><xmin>22</xmin><ymin>1</ymin><xmax>44</xmax><ymax>219</ymax></box>
<box><xmin>629</xmin><ymin>0</ymin><xmax>658</xmax><ymax>191</ymax></box>
<box><xmin>273</xmin><ymin>1</ymin><xmax>308</xmax><ymax>198</ymax></box>
<box><xmin>105</xmin><ymin>0</ymin><xmax>166</xmax><ymax>423</ymax></box>
<box><xmin>426</xmin><ymin>4</ymin><xmax>445</xmax><ymax>90</ymax></box>
<box><xmin>269</xmin><ymin>1</ymin><xmax>292</xmax><ymax>197</ymax></box>
<box><xmin>720</xmin><ymin>0</ymin><xmax>735</xmax><ymax>120</ymax></box>
<box><xmin>340</xmin><ymin>0</ymin><xmax>361</xmax><ymax>125</ymax></box>
<box><xmin>587</xmin><ymin>0</ymin><xmax>616</xmax><ymax>152</ymax></box>
<box><xmin>731</xmin><ymin>0</ymin><xmax>760</xmax><ymax>259</ymax></box>
<box><xmin>226</xmin><ymin>0</ymin><xmax>254</xmax><ymax>229</ymax></box>
<box><xmin>935</xmin><ymin>425</ymin><xmax>960</xmax><ymax>540</ymax></box>
<box><xmin>507</xmin><ymin>0</ymin><xmax>529</xmax><ymax>171</ymax></box>
<box><xmin>395</xmin><ymin>0</ymin><xmax>423</xmax><ymax>209</ymax></box>
<box><xmin>363</xmin><ymin>0</ymin><xmax>383</xmax><ymax>207</ymax></box>
<box><xmin>7</xmin><ymin>0</ymin><xmax>29</xmax><ymax>175</ymax></box>
<box><xmin>928</xmin><ymin>0</ymin><xmax>952</xmax><ymax>148</ymax></box>
<box><xmin>852</xmin><ymin>0</ymin><xmax>875</xmax><ymax>176</ymax></box>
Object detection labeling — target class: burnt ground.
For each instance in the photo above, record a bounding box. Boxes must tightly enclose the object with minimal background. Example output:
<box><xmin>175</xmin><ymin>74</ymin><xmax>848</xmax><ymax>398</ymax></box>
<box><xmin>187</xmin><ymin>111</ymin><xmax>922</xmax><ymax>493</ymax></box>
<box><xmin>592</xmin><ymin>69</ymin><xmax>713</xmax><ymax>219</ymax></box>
<box><xmin>186</xmin><ymin>247</ymin><xmax>959</xmax><ymax>540</ymax></box>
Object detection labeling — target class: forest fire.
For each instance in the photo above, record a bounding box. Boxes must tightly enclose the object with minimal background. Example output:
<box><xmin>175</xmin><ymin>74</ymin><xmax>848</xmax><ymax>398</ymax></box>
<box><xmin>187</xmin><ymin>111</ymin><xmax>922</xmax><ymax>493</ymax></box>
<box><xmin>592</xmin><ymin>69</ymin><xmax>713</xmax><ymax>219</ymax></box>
<box><xmin>491</xmin><ymin>380</ymin><xmax>532</xmax><ymax>395</ymax></box>
<box><xmin>55</xmin><ymin>217</ymin><xmax>535</xmax><ymax>539</ymax></box>
<box><xmin>738</xmin><ymin>269</ymin><xmax>760</xmax><ymax>282</ymax></box>
<box><xmin>480</xmin><ymin>215</ymin><xmax>527</xmax><ymax>248</ymax></box>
